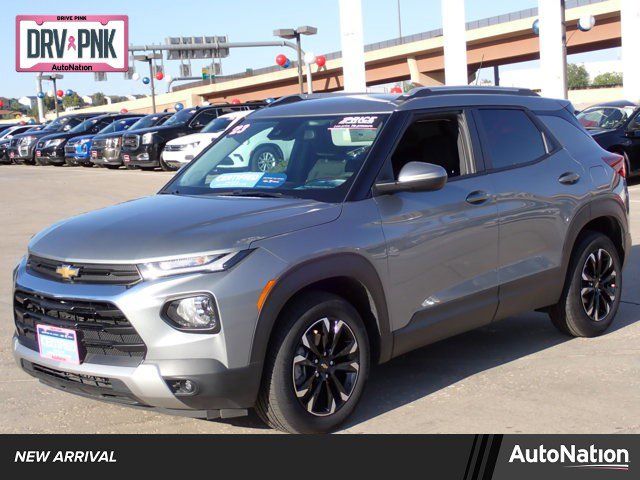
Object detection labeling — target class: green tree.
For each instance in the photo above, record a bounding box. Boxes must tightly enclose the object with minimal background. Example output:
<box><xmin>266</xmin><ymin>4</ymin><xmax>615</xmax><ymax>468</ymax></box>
<box><xmin>91</xmin><ymin>92</ymin><xmax>107</xmax><ymax>106</ymax></box>
<box><xmin>567</xmin><ymin>63</ymin><xmax>590</xmax><ymax>89</ymax></box>
<box><xmin>592</xmin><ymin>72</ymin><xmax>623</xmax><ymax>87</ymax></box>
<box><xmin>62</xmin><ymin>93</ymin><xmax>85</xmax><ymax>109</ymax></box>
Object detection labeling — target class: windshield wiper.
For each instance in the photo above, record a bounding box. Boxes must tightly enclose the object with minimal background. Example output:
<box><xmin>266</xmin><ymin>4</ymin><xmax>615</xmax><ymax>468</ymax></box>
<box><xmin>214</xmin><ymin>190</ymin><xmax>291</xmax><ymax>198</ymax></box>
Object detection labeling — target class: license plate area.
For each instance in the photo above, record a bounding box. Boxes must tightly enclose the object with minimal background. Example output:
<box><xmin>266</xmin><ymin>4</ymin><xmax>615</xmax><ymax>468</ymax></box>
<box><xmin>36</xmin><ymin>324</ymin><xmax>83</xmax><ymax>365</ymax></box>
<box><xmin>123</xmin><ymin>154</ymin><xmax>130</xmax><ymax>163</ymax></box>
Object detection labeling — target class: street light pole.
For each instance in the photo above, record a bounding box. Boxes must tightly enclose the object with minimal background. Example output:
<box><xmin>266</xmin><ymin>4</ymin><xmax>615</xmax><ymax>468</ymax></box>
<box><xmin>295</xmin><ymin>34</ymin><xmax>304</xmax><ymax>94</ymax></box>
<box><xmin>52</xmin><ymin>78</ymin><xmax>59</xmax><ymax>118</ymax></box>
<box><xmin>134</xmin><ymin>53</ymin><xmax>162</xmax><ymax>113</ymax></box>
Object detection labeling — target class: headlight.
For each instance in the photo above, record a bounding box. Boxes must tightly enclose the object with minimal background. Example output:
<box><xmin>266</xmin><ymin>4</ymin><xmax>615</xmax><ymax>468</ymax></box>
<box><xmin>138</xmin><ymin>250</ymin><xmax>252</xmax><ymax>280</ymax></box>
<box><xmin>185</xmin><ymin>141</ymin><xmax>201</xmax><ymax>149</ymax></box>
<box><xmin>78</xmin><ymin>138</ymin><xmax>91</xmax><ymax>145</ymax></box>
<box><xmin>21</xmin><ymin>136</ymin><xmax>36</xmax><ymax>145</ymax></box>
<box><xmin>163</xmin><ymin>294</ymin><xmax>219</xmax><ymax>332</ymax></box>
<box><xmin>44</xmin><ymin>138</ymin><xmax>64</xmax><ymax>148</ymax></box>
<box><xmin>141</xmin><ymin>132</ymin><xmax>156</xmax><ymax>144</ymax></box>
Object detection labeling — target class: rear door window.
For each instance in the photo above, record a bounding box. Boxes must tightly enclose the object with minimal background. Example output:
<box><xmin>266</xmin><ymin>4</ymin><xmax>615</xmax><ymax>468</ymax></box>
<box><xmin>475</xmin><ymin>109</ymin><xmax>547</xmax><ymax>170</ymax></box>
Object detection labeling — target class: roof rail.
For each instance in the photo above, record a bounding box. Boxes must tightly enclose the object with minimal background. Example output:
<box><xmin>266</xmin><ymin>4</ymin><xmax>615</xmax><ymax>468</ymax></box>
<box><xmin>397</xmin><ymin>86</ymin><xmax>539</xmax><ymax>102</ymax></box>
<box><xmin>266</xmin><ymin>91</ymin><xmax>374</xmax><ymax>107</ymax></box>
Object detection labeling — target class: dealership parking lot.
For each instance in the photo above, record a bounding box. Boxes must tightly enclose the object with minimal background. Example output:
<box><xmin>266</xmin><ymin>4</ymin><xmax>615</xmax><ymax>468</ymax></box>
<box><xmin>0</xmin><ymin>165</ymin><xmax>639</xmax><ymax>434</ymax></box>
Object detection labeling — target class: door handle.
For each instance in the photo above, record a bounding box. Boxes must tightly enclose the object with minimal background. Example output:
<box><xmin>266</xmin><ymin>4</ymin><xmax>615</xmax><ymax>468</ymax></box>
<box><xmin>465</xmin><ymin>190</ymin><xmax>491</xmax><ymax>205</ymax></box>
<box><xmin>558</xmin><ymin>172</ymin><xmax>580</xmax><ymax>185</ymax></box>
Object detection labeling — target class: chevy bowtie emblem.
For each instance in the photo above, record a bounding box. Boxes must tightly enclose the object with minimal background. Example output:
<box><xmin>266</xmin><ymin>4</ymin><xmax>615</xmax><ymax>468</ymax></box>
<box><xmin>55</xmin><ymin>264</ymin><xmax>80</xmax><ymax>280</ymax></box>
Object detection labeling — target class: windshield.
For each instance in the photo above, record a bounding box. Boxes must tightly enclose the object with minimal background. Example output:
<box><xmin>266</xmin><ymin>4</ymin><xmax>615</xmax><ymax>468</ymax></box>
<box><xmin>129</xmin><ymin>114</ymin><xmax>165</xmax><ymax>130</ymax></box>
<box><xmin>202</xmin><ymin>117</ymin><xmax>234</xmax><ymax>134</ymax></box>
<box><xmin>69</xmin><ymin>117</ymin><xmax>102</xmax><ymax>133</ymax></box>
<box><xmin>98</xmin><ymin>118</ymin><xmax>138</xmax><ymax>134</ymax></box>
<box><xmin>577</xmin><ymin>106</ymin><xmax>636</xmax><ymax>129</ymax></box>
<box><xmin>43</xmin><ymin>116</ymin><xmax>73</xmax><ymax>131</ymax></box>
<box><xmin>169</xmin><ymin>114</ymin><xmax>387</xmax><ymax>202</ymax></box>
<box><xmin>163</xmin><ymin>108</ymin><xmax>195</xmax><ymax>126</ymax></box>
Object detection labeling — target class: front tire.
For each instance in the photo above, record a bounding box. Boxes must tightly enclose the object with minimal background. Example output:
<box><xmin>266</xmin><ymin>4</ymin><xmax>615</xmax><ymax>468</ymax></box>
<box><xmin>548</xmin><ymin>231</ymin><xmax>621</xmax><ymax>337</ymax></box>
<box><xmin>256</xmin><ymin>291</ymin><xmax>370</xmax><ymax>433</ymax></box>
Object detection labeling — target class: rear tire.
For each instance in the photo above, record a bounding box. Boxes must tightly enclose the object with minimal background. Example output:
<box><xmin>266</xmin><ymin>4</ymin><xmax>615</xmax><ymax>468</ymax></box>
<box><xmin>548</xmin><ymin>231</ymin><xmax>621</xmax><ymax>337</ymax></box>
<box><xmin>104</xmin><ymin>165</ymin><xmax>119</xmax><ymax>170</ymax></box>
<box><xmin>255</xmin><ymin>291</ymin><xmax>370</xmax><ymax>433</ymax></box>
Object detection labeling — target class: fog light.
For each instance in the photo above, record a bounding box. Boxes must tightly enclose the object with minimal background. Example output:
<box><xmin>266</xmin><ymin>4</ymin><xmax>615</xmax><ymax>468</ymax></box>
<box><xmin>166</xmin><ymin>379</ymin><xmax>198</xmax><ymax>396</ymax></box>
<box><xmin>137</xmin><ymin>153</ymin><xmax>149</xmax><ymax>160</ymax></box>
<box><xmin>163</xmin><ymin>294</ymin><xmax>219</xmax><ymax>332</ymax></box>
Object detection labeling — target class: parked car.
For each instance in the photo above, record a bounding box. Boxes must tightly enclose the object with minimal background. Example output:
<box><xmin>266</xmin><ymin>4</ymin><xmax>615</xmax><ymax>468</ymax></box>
<box><xmin>0</xmin><ymin>125</ymin><xmax>39</xmax><ymax>164</ymax></box>
<box><xmin>10</xmin><ymin>113</ymin><xmax>105</xmax><ymax>165</ymax></box>
<box><xmin>90</xmin><ymin>112</ymin><xmax>173</xmax><ymax>168</ymax></box>
<box><xmin>65</xmin><ymin>116</ymin><xmax>143</xmax><ymax>166</ymax></box>
<box><xmin>35</xmin><ymin>113</ymin><xmax>139</xmax><ymax>166</ymax></box>
<box><xmin>13</xmin><ymin>88</ymin><xmax>630</xmax><ymax>433</ymax></box>
<box><xmin>121</xmin><ymin>103</ymin><xmax>264</xmax><ymax>171</ymax></box>
<box><xmin>577</xmin><ymin>100</ymin><xmax>640</xmax><ymax>177</ymax></box>
<box><xmin>161</xmin><ymin>110</ymin><xmax>252</xmax><ymax>169</ymax></box>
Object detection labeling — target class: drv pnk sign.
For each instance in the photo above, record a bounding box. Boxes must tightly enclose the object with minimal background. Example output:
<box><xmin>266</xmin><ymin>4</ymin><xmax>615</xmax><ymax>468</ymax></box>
<box><xmin>16</xmin><ymin>15</ymin><xmax>128</xmax><ymax>72</ymax></box>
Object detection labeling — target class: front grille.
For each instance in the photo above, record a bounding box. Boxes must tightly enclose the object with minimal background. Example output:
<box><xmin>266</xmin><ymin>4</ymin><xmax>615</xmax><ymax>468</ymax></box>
<box><xmin>122</xmin><ymin>134</ymin><xmax>139</xmax><ymax>149</ymax></box>
<box><xmin>21</xmin><ymin>360</ymin><xmax>146</xmax><ymax>406</ymax></box>
<box><xmin>27</xmin><ymin>255</ymin><xmax>141</xmax><ymax>285</ymax></box>
<box><xmin>164</xmin><ymin>144</ymin><xmax>185</xmax><ymax>152</ymax></box>
<box><xmin>31</xmin><ymin>362</ymin><xmax>112</xmax><ymax>389</ymax></box>
<box><xmin>64</xmin><ymin>144</ymin><xmax>76</xmax><ymax>154</ymax></box>
<box><xmin>14</xmin><ymin>289</ymin><xmax>147</xmax><ymax>361</ymax></box>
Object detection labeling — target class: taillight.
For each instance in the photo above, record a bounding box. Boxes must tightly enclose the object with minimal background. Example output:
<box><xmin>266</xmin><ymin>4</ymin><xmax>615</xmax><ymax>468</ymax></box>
<box><xmin>603</xmin><ymin>153</ymin><xmax>626</xmax><ymax>178</ymax></box>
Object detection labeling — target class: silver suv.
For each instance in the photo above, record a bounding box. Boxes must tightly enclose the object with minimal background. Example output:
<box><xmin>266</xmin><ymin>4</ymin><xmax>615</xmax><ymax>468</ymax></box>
<box><xmin>12</xmin><ymin>87</ymin><xmax>631</xmax><ymax>433</ymax></box>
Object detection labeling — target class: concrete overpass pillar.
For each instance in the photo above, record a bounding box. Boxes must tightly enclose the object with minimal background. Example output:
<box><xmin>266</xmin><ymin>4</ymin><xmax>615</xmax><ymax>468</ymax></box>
<box><xmin>622</xmin><ymin>0</ymin><xmax>640</xmax><ymax>101</ymax></box>
<box><xmin>338</xmin><ymin>0</ymin><xmax>367</xmax><ymax>92</ymax></box>
<box><xmin>441</xmin><ymin>0</ymin><xmax>468</xmax><ymax>85</ymax></box>
<box><xmin>538</xmin><ymin>0</ymin><xmax>567</xmax><ymax>99</ymax></box>
<box><xmin>407</xmin><ymin>57</ymin><xmax>444</xmax><ymax>86</ymax></box>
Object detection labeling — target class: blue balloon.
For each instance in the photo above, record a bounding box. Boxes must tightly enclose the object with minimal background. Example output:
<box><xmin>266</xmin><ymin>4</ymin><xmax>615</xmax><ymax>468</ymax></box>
<box><xmin>142</xmin><ymin>77</ymin><xmax>150</xmax><ymax>85</ymax></box>
<box><xmin>174</xmin><ymin>102</ymin><xmax>184</xmax><ymax>111</ymax></box>
<box><xmin>532</xmin><ymin>19</ymin><xmax>540</xmax><ymax>36</ymax></box>
<box><xmin>28</xmin><ymin>118</ymin><xmax>35</xmax><ymax>124</ymax></box>
<box><xmin>65</xmin><ymin>89</ymin><xmax>73</xmax><ymax>96</ymax></box>
<box><xmin>37</xmin><ymin>91</ymin><xmax>45</xmax><ymax>99</ymax></box>
<box><xmin>283</xmin><ymin>59</ymin><xmax>291</xmax><ymax>68</ymax></box>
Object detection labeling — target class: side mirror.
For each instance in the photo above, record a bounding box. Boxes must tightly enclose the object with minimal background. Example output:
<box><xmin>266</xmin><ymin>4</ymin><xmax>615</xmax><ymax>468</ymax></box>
<box><xmin>375</xmin><ymin>161</ymin><xmax>448</xmax><ymax>195</ymax></box>
<box><xmin>626</xmin><ymin>128</ymin><xmax>640</xmax><ymax>138</ymax></box>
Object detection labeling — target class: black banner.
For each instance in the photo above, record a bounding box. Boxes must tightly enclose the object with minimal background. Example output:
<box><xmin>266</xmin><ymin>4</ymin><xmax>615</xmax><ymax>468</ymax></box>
<box><xmin>0</xmin><ymin>434</ymin><xmax>636</xmax><ymax>478</ymax></box>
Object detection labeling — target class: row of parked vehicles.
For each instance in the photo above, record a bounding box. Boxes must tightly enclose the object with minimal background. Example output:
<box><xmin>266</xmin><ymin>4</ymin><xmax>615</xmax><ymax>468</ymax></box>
<box><xmin>0</xmin><ymin>101</ymin><xmax>267</xmax><ymax>171</ymax></box>
<box><xmin>3</xmin><ymin>99</ymin><xmax>640</xmax><ymax>178</ymax></box>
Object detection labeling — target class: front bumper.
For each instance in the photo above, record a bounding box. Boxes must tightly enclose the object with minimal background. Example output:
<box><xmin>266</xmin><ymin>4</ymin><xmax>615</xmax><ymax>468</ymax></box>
<box><xmin>35</xmin><ymin>145</ymin><xmax>66</xmax><ymax>165</ymax></box>
<box><xmin>122</xmin><ymin>144</ymin><xmax>161</xmax><ymax>168</ymax></box>
<box><xmin>12</xmin><ymin>249</ymin><xmax>287</xmax><ymax>413</ymax></box>
<box><xmin>161</xmin><ymin>150</ymin><xmax>192</xmax><ymax>169</ymax></box>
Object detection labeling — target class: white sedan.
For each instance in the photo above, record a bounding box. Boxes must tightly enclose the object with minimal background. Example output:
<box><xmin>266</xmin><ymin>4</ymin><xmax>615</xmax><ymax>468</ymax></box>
<box><xmin>161</xmin><ymin>110</ymin><xmax>252</xmax><ymax>169</ymax></box>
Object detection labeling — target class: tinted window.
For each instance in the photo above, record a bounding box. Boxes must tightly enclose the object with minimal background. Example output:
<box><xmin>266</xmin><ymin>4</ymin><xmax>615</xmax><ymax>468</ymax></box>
<box><xmin>477</xmin><ymin>109</ymin><xmax>546</xmax><ymax>169</ymax></box>
<box><xmin>539</xmin><ymin>115</ymin><xmax>603</xmax><ymax>160</ymax></box>
<box><xmin>191</xmin><ymin>110</ymin><xmax>219</xmax><ymax>127</ymax></box>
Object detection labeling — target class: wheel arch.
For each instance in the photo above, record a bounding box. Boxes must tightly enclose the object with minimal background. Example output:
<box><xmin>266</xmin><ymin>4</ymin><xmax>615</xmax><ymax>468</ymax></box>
<box><xmin>250</xmin><ymin>253</ymin><xmax>393</xmax><ymax>368</ymax></box>
<box><xmin>562</xmin><ymin>198</ymin><xmax>629</xmax><ymax>280</ymax></box>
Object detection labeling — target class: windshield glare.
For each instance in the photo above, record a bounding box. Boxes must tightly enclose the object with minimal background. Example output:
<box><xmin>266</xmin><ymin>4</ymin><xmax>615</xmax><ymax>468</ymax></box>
<box><xmin>172</xmin><ymin>114</ymin><xmax>387</xmax><ymax>202</ymax></box>
<box><xmin>70</xmin><ymin>118</ymin><xmax>100</xmax><ymax>133</ymax></box>
<box><xmin>202</xmin><ymin>117</ymin><xmax>233</xmax><ymax>134</ymax></box>
<box><xmin>163</xmin><ymin>108</ymin><xmax>195</xmax><ymax>126</ymax></box>
<box><xmin>578</xmin><ymin>106</ymin><xmax>636</xmax><ymax>129</ymax></box>
<box><xmin>130</xmin><ymin>114</ymin><xmax>164</xmax><ymax>130</ymax></box>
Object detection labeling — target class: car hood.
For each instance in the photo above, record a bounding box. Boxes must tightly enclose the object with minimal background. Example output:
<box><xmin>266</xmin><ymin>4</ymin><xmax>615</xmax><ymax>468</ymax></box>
<box><xmin>69</xmin><ymin>134</ymin><xmax>94</xmax><ymax>143</ymax></box>
<box><xmin>29</xmin><ymin>194</ymin><xmax>341</xmax><ymax>263</ymax></box>
<box><xmin>124</xmin><ymin>124</ymin><xmax>184</xmax><ymax>137</ymax></box>
<box><xmin>167</xmin><ymin>133</ymin><xmax>219</xmax><ymax>146</ymax></box>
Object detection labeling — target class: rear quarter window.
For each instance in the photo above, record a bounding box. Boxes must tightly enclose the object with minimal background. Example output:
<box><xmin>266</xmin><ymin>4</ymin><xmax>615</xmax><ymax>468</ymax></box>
<box><xmin>539</xmin><ymin>115</ymin><xmax>604</xmax><ymax>160</ymax></box>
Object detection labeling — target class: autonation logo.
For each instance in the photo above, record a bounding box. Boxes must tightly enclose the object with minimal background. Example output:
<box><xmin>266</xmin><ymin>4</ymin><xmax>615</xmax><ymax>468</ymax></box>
<box><xmin>509</xmin><ymin>444</ymin><xmax>630</xmax><ymax>471</ymax></box>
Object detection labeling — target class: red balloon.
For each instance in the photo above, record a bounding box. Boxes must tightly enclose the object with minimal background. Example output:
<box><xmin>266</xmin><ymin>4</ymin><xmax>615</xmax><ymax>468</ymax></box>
<box><xmin>275</xmin><ymin>54</ymin><xmax>287</xmax><ymax>67</ymax></box>
<box><xmin>120</xmin><ymin>108</ymin><xmax>128</xmax><ymax>114</ymax></box>
<box><xmin>230</xmin><ymin>98</ymin><xmax>241</xmax><ymax>105</ymax></box>
<box><xmin>390</xmin><ymin>86</ymin><xmax>403</xmax><ymax>94</ymax></box>
<box><xmin>155</xmin><ymin>72</ymin><xmax>164</xmax><ymax>81</ymax></box>
<box><xmin>0</xmin><ymin>100</ymin><xmax>4</xmax><ymax>108</ymax></box>
<box><xmin>56</xmin><ymin>89</ymin><xmax>64</xmax><ymax>98</ymax></box>
<box><xmin>316</xmin><ymin>55</ymin><xmax>326</xmax><ymax>68</ymax></box>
